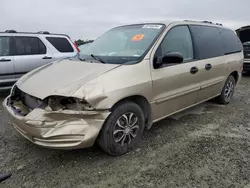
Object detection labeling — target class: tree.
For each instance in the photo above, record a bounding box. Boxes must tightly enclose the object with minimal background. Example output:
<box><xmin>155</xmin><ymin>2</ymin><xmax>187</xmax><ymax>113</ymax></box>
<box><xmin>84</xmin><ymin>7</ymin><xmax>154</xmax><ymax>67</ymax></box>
<box><xmin>74</xmin><ymin>39</ymin><xmax>94</xmax><ymax>46</ymax></box>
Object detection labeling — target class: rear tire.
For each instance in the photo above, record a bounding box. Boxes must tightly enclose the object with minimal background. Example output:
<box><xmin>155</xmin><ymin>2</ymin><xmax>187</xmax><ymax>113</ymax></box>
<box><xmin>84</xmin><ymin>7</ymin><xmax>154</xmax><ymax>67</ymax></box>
<box><xmin>217</xmin><ymin>75</ymin><xmax>235</xmax><ymax>104</ymax></box>
<box><xmin>97</xmin><ymin>102</ymin><xmax>145</xmax><ymax>156</ymax></box>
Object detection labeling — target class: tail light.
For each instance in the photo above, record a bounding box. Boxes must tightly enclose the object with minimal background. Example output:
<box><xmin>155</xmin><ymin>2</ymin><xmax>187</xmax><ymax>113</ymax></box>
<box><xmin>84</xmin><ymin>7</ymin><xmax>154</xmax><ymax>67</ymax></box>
<box><xmin>70</xmin><ymin>39</ymin><xmax>80</xmax><ymax>52</ymax></box>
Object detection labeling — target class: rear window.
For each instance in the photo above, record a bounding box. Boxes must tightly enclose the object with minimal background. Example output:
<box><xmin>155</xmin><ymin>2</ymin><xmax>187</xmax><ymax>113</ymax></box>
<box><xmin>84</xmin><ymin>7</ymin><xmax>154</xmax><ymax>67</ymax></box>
<box><xmin>219</xmin><ymin>28</ymin><xmax>243</xmax><ymax>54</ymax></box>
<box><xmin>189</xmin><ymin>25</ymin><xmax>224</xmax><ymax>59</ymax></box>
<box><xmin>14</xmin><ymin>36</ymin><xmax>46</xmax><ymax>55</ymax></box>
<box><xmin>46</xmin><ymin>37</ymin><xmax>74</xmax><ymax>52</ymax></box>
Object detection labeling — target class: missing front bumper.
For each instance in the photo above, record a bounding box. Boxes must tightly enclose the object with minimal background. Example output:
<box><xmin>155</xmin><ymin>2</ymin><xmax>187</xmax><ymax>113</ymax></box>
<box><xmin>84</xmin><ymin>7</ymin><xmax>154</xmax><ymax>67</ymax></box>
<box><xmin>3</xmin><ymin>97</ymin><xmax>110</xmax><ymax>149</ymax></box>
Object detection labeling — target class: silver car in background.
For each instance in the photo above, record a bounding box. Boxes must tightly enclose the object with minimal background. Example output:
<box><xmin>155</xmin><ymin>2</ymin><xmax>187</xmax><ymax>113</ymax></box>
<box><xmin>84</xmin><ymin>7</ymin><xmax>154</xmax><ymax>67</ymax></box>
<box><xmin>0</xmin><ymin>30</ymin><xmax>79</xmax><ymax>90</ymax></box>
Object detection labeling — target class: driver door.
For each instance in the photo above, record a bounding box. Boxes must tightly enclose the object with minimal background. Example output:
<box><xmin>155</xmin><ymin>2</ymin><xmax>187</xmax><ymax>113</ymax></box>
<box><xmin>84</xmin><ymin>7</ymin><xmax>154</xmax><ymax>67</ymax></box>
<box><xmin>0</xmin><ymin>35</ymin><xmax>15</xmax><ymax>87</ymax></box>
<box><xmin>151</xmin><ymin>25</ymin><xmax>201</xmax><ymax>121</ymax></box>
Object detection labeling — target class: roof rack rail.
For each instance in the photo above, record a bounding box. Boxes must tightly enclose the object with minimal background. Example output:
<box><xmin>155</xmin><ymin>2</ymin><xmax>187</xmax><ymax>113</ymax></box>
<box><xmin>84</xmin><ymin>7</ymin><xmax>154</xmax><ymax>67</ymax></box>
<box><xmin>202</xmin><ymin>21</ymin><xmax>213</xmax><ymax>24</ymax></box>
<box><xmin>0</xmin><ymin>30</ymin><xmax>70</xmax><ymax>37</ymax></box>
<box><xmin>5</xmin><ymin>30</ymin><xmax>17</xmax><ymax>33</ymax></box>
<box><xmin>37</xmin><ymin>31</ymin><xmax>50</xmax><ymax>34</ymax></box>
<box><xmin>183</xmin><ymin>20</ymin><xmax>223</xmax><ymax>26</ymax></box>
<box><xmin>183</xmin><ymin>20</ymin><xmax>201</xmax><ymax>23</ymax></box>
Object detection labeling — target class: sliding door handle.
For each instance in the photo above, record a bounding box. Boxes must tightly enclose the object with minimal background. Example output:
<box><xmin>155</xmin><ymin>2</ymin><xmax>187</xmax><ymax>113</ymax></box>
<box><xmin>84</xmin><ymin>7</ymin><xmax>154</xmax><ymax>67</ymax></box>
<box><xmin>190</xmin><ymin>67</ymin><xmax>198</xmax><ymax>74</ymax></box>
<box><xmin>205</xmin><ymin>64</ymin><xmax>212</xmax><ymax>70</ymax></box>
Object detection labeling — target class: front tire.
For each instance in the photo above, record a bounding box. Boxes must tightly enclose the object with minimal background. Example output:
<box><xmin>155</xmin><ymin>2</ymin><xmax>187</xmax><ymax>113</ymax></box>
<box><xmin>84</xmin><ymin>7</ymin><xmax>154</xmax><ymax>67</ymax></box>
<box><xmin>97</xmin><ymin>102</ymin><xmax>145</xmax><ymax>156</ymax></box>
<box><xmin>217</xmin><ymin>75</ymin><xmax>235</xmax><ymax>104</ymax></box>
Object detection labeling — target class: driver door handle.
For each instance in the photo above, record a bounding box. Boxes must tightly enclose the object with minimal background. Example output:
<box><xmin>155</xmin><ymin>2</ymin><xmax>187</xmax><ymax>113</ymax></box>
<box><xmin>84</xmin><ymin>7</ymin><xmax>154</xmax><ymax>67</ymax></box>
<box><xmin>42</xmin><ymin>56</ymin><xmax>52</xmax><ymax>59</ymax></box>
<box><xmin>190</xmin><ymin>67</ymin><xmax>198</xmax><ymax>74</ymax></box>
<box><xmin>0</xmin><ymin>58</ymin><xmax>11</xmax><ymax>62</ymax></box>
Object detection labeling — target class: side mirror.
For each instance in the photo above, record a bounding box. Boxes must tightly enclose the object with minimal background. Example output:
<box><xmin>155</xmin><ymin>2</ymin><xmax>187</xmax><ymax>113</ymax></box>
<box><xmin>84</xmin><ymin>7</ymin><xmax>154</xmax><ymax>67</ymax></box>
<box><xmin>162</xmin><ymin>52</ymin><xmax>184</xmax><ymax>64</ymax></box>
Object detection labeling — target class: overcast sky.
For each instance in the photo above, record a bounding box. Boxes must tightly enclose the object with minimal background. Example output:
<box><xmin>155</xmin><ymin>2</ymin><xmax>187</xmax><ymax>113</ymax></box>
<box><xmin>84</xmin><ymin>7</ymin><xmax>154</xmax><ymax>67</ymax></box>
<box><xmin>1</xmin><ymin>0</ymin><xmax>250</xmax><ymax>40</ymax></box>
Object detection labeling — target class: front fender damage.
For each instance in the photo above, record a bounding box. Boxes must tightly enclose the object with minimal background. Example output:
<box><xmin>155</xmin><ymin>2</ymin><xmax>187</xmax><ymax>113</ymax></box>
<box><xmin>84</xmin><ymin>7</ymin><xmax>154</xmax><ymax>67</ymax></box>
<box><xmin>70</xmin><ymin>78</ymin><xmax>108</xmax><ymax>109</ymax></box>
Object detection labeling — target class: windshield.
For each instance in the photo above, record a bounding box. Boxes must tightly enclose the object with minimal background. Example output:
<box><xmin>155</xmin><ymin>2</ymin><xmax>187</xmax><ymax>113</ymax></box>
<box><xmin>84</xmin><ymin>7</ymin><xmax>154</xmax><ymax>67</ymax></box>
<box><xmin>79</xmin><ymin>43</ymin><xmax>91</xmax><ymax>52</ymax></box>
<box><xmin>79</xmin><ymin>24</ymin><xmax>165</xmax><ymax>64</ymax></box>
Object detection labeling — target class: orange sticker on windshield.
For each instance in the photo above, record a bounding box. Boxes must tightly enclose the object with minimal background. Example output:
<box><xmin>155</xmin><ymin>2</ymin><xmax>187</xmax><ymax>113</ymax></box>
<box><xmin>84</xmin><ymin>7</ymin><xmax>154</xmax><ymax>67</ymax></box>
<box><xmin>132</xmin><ymin>34</ymin><xmax>144</xmax><ymax>41</ymax></box>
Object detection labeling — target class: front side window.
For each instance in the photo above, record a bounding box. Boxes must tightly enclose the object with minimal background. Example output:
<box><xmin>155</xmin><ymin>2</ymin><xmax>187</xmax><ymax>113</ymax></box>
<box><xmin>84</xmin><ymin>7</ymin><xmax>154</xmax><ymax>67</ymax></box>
<box><xmin>0</xmin><ymin>36</ymin><xmax>10</xmax><ymax>56</ymax></box>
<box><xmin>159</xmin><ymin>25</ymin><xmax>194</xmax><ymax>61</ymax></box>
<box><xmin>14</xmin><ymin>36</ymin><xmax>46</xmax><ymax>55</ymax></box>
<box><xmin>79</xmin><ymin>24</ymin><xmax>165</xmax><ymax>64</ymax></box>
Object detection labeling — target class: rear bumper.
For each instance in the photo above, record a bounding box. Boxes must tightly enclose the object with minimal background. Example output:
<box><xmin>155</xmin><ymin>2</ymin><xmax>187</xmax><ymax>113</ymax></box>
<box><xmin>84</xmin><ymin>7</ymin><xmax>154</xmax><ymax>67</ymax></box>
<box><xmin>3</xmin><ymin>96</ymin><xmax>110</xmax><ymax>149</ymax></box>
<box><xmin>243</xmin><ymin>59</ymin><xmax>250</xmax><ymax>71</ymax></box>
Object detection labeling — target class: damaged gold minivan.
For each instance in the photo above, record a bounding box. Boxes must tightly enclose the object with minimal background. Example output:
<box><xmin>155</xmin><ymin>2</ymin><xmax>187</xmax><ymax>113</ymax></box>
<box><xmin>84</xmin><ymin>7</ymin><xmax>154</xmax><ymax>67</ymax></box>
<box><xmin>3</xmin><ymin>20</ymin><xmax>243</xmax><ymax>155</ymax></box>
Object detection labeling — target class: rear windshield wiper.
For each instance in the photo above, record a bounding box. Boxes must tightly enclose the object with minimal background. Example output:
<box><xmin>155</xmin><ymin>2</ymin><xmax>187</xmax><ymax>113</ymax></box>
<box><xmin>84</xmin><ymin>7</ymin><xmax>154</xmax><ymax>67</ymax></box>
<box><xmin>90</xmin><ymin>54</ymin><xmax>106</xmax><ymax>64</ymax></box>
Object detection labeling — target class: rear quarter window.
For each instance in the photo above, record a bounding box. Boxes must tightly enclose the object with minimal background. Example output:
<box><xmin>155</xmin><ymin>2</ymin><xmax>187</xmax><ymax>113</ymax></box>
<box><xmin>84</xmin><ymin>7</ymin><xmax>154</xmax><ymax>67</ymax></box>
<box><xmin>189</xmin><ymin>25</ymin><xmax>224</xmax><ymax>59</ymax></box>
<box><xmin>219</xmin><ymin>28</ymin><xmax>243</xmax><ymax>55</ymax></box>
<box><xmin>46</xmin><ymin>37</ymin><xmax>74</xmax><ymax>53</ymax></box>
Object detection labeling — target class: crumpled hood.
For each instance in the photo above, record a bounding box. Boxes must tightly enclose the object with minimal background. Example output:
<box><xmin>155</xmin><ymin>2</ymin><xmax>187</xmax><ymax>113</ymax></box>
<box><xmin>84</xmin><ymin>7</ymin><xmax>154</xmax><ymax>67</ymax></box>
<box><xmin>16</xmin><ymin>59</ymin><xmax>120</xmax><ymax>99</ymax></box>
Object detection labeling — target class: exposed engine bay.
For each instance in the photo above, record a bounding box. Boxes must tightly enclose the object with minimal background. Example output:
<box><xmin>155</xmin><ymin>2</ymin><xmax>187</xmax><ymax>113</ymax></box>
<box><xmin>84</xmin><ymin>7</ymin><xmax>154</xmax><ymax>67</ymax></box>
<box><xmin>9</xmin><ymin>86</ymin><xmax>94</xmax><ymax>116</ymax></box>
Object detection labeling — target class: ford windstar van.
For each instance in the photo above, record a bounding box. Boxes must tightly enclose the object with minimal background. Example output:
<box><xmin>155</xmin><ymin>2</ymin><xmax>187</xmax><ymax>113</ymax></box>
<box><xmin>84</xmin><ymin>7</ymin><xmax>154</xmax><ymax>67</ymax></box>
<box><xmin>3</xmin><ymin>20</ymin><xmax>243</xmax><ymax>155</ymax></box>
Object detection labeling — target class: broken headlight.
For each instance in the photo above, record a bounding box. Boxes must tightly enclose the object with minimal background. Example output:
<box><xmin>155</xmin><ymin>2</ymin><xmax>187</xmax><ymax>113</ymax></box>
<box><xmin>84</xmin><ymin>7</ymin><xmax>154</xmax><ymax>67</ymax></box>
<box><xmin>47</xmin><ymin>96</ymin><xmax>94</xmax><ymax>111</ymax></box>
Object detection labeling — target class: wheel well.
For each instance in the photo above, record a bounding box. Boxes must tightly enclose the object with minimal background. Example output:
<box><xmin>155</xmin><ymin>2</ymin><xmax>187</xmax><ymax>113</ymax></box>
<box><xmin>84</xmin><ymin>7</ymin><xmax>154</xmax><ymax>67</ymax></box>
<box><xmin>230</xmin><ymin>71</ymin><xmax>239</xmax><ymax>83</ymax></box>
<box><xmin>111</xmin><ymin>96</ymin><xmax>152</xmax><ymax>129</ymax></box>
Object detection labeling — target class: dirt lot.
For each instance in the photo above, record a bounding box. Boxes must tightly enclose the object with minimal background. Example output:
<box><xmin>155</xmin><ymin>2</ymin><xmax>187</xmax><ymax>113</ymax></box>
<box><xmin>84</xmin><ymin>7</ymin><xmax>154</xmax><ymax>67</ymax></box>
<box><xmin>1</xmin><ymin>76</ymin><xmax>250</xmax><ymax>188</ymax></box>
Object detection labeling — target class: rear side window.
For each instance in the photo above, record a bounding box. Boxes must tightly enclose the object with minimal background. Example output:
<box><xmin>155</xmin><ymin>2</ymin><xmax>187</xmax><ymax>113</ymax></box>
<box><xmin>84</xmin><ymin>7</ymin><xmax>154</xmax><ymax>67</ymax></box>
<box><xmin>46</xmin><ymin>37</ymin><xmax>74</xmax><ymax>52</ymax></box>
<box><xmin>14</xmin><ymin>37</ymin><xmax>46</xmax><ymax>55</ymax></box>
<box><xmin>189</xmin><ymin>25</ymin><xmax>224</xmax><ymax>59</ymax></box>
<box><xmin>0</xmin><ymin>36</ymin><xmax>10</xmax><ymax>56</ymax></box>
<box><xmin>219</xmin><ymin>28</ymin><xmax>243</xmax><ymax>54</ymax></box>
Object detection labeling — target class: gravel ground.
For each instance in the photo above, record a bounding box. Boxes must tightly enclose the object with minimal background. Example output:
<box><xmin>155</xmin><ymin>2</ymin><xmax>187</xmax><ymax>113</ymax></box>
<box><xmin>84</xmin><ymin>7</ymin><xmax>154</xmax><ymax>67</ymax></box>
<box><xmin>1</xmin><ymin>76</ymin><xmax>250</xmax><ymax>188</ymax></box>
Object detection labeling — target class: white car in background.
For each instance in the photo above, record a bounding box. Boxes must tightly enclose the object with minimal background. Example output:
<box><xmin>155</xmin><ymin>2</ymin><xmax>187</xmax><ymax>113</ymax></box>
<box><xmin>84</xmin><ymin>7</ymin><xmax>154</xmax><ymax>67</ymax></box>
<box><xmin>0</xmin><ymin>30</ymin><xmax>79</xmax><ymax>90</ymax></box>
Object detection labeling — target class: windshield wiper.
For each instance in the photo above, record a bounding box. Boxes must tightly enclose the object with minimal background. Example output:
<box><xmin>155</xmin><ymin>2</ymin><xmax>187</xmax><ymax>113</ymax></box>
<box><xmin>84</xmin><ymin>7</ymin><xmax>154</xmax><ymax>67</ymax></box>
<box><xmin>90</xmin><ymin>54</ymin><xmax>106</xmax><ymax>64</ymax></box>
